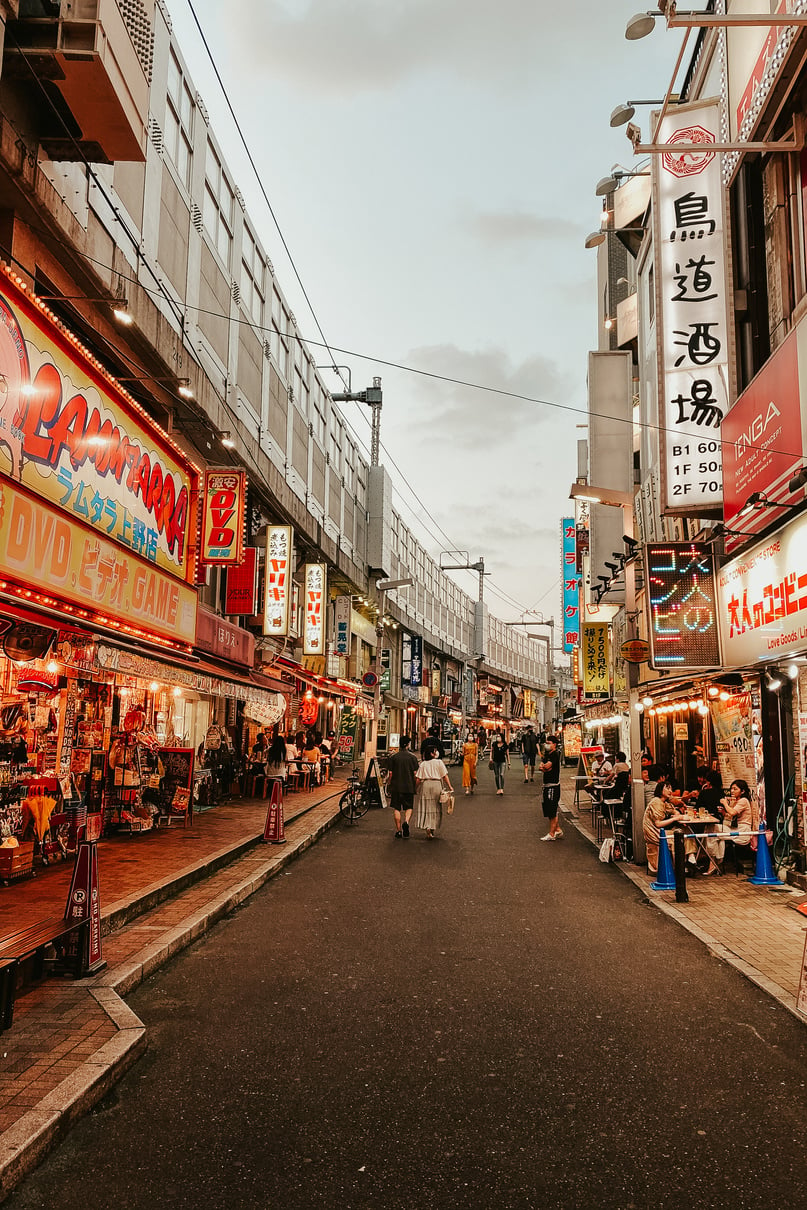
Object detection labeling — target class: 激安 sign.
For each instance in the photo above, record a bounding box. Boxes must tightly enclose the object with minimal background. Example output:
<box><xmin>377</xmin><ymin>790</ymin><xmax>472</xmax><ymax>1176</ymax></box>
<box><xmin>200</xmin><ymin>469</ymin><xmax>246</xmax><ymax>565</ymax></box>
<box><xmin>263</xmin><ymin>526</ymin><xmax>293</xmax><ymax>636</ymax></box>
<box><xmin>303</xmin><ymin>563</ymin><xmax>327</xmax><ymax>655</ymax></box>
<box><xmin>646</xmin><ymin>542</ymin><xmax>720</xmax><ymax>670</ymax></box>
<box><xmin>654</xmin><ymin>98</ymin><xmax>728</xmax><ymax>514</ymax></box>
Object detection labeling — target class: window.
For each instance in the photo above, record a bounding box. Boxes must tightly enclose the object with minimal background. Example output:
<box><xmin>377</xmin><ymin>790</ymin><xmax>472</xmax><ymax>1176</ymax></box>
<box><xmin>344</xmin><ymin>441</ymin><xmax>356</xmax><ymax>492</ymax></box>
<box><xmin>329</xmin><ymin>419</ymin><xmax>342</xmax><ymax>468</ymax></box>
<box><xmin>241</xmin><ymin>225</ymin><xmax>265</xmax><ymax>325</ymax></box>
<box><xmin>204</xmin><ymin>145</ymin><xmax>234</xmax><ymax>267</ymax></box>
<box><xmin>165</xmin><ymin>50</ymin><xmax>193</xmax><ymax>188</ymax></box>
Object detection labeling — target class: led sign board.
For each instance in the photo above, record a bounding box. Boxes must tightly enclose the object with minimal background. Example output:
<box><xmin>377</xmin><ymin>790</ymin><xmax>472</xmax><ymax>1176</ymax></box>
<box><xmin>646</xmin><ymin>542</ymin><xmax>721</xmax><ymax>670</ymax></box>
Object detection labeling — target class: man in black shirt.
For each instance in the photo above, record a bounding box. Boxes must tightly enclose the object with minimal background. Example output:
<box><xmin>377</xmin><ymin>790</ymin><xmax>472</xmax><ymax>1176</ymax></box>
<box><xmin>519</xmin><ymin>726</ymin><xmax>539</xmax><ymax>782</ymax></box>
<box><xmin>387</xmin><ymin>735</ymin><xmax>420</xmax><ymax>838</ymax></box>
<box><xmin>421</xmin><ymin>726</ymin><xmax>445</xmax><ymax>761</ymax></box>
<box><xmin>539</xmin><ymin>734</ymin><xmax>563</xmax><ymax>841</ymax></box>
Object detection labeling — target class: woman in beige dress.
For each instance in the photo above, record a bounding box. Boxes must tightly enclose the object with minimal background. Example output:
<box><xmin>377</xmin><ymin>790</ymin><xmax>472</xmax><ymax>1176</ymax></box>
<box><xmin>415</xmin><ymin>744</ymin><xmax>453</xmax><ymax>837</ymax></box>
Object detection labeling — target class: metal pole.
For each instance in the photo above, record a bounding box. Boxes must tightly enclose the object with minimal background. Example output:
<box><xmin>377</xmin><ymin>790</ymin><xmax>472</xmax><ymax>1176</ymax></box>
<box><xmin>370</xmin><ymin>585</ymin><xmax>385</xmax><ymax>766</ymax></box>
<box><xmin>623</xmin><ymin>502</ymin><xmax>646</xmax><ymax>865</ymax></box>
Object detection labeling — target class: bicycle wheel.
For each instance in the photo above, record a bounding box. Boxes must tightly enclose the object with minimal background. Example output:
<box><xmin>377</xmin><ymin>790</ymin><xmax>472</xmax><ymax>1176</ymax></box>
<box><xmin>352</xmin><ymin>789</ymin><xmax>371</xmax><ymax>818</ymax></box>
<box><xmin>339</xmin><ymin>787</ymin><xmax>362</xmax><ymax>822</ymax></box>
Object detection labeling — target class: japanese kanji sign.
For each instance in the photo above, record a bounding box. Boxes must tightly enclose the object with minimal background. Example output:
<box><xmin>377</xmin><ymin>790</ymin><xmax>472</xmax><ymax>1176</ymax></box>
<box><xmin>303</xmin><ymin>563</ymin><xmax>327</xmax><ymax>655</ymax></box>
<box><xmin>717</xmin><ymin>514</ymin><xmax>807</xmax><ymax>667</ymax></box>
<box><xmin>561</xmin><ymin>516</ymin><xmax>580</xmax><ymax>653</ymax></box>
<box><xmin>200</xmin><ymin>469</ymin><xmax>247</xmax><ymax>565</ymax></box>
<box><xmin>655</xmin><ymin>100</ymin><xmax>728</xmax><ymax>513</ymax></box>
<box><xmin>0</xmin><ymin>483</ymin><xmax>197</xmax><ymax>645</ymax></box>
<box><xmin>263</xmin><ymin>525</ymin><xmax>293</xmax><ymax>636</ymax></box>
<box><xmin>334</xmin><ymin>594</ymin><xmax>351</xmax><ymax>657</ymax></box>
<box><xmin>0</xmin><ymin>271</ymin><xmax>197</xmax><ymax>580</ymax></box>
<box><xmin>582</xmin><ymin>622</ymin><xmax>609</xmax><ymax>697</ymax></box>
<box><xmin>646</xmin><ymin>542</ymin><xmax>720</xmax><ymax>670</ymax></box>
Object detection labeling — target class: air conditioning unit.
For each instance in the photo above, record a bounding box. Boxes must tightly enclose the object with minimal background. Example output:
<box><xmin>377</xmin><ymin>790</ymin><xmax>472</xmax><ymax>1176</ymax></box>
<box><xmin>5</xmin><ymin>0</ymin><xmax>152</xmax><ymax>163</ymax></box>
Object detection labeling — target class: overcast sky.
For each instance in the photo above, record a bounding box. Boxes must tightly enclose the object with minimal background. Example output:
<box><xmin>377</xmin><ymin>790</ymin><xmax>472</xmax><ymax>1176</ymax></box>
<box><xmin>168</xmin><ymin>1</ymin><xmax>677</xmax><ymax>628</ymax></box>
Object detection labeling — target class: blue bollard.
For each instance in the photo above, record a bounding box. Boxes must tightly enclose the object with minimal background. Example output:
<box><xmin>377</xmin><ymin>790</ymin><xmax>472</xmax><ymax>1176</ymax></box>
<box><xmin>651</xmin><ymin>828</ymin><xmax>676</xmax><ymax>890</ymax></box>
<box><xmin>748</xmin><ymin>824</ymin><xmax>780</xmax><ymax>886</ymax></box>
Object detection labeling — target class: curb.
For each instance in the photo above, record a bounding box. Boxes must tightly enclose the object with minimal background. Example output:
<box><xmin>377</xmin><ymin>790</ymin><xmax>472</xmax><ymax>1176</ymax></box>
<box><xmin>0</xmin><ymin>800</ymin><xmax>343</xmax><ymax>1201</ymax></box>
<box><xmin>564</xmin><ymin>805</ymin><xmax>805</xmax><ymax>1025</ymax></box>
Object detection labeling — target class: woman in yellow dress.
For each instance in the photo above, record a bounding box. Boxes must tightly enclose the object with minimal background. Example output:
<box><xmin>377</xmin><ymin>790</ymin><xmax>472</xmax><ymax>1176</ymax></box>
<box><xmin>462</xmin><ymin>736</ymin><xmax>478</xmax><ymax>796</ymax></box>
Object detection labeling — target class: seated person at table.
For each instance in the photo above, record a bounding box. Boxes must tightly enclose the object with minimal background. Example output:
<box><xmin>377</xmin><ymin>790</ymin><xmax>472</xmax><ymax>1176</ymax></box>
<box><xmin>302</xmin><ymin>739</ymin><xmax>322</xmax><ymax>784</ymax></box>
<box><xmin>695</xmin><ymin>767</ymin><xmax>723</xmax><ymax>815</ymax></box>
<box><xmin>643</xmin><ymin>782</ymin><xmax>686</xmax><ymax>875</ymax></box>
<box><xmin>706</xmin><ymin>778</ymin><xmax>754</xmax><ymax>868</ymax></box>
<box><xmin>584</xmin><ymin>752</ymin><xmax>613</xmax><ymax>801</ymax></box>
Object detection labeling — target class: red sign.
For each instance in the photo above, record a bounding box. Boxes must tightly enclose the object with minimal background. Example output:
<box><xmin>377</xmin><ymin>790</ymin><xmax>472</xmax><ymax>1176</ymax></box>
<box><xmin>196</xmin><ymin>605</ymin><xmax>254</xmax><ymax>667</ymax></box>
<box><xmin>64</xmin><ymin>839</ymin><xmax>104</xmax><ymax>974</ymax></box>
<box><xmin>200</xmin><ymin>469</ymin><xmax>247</xmax><ymax>565</ymax></box>
<box><xmin>722</xmin><ymin>324</ymin><xmax>802</xmax><ymax>550</ymax></box>
<box><xmin>225</xmin><ymin>547</ymin><xmax>258</xmax><ymax>614</ymax></box>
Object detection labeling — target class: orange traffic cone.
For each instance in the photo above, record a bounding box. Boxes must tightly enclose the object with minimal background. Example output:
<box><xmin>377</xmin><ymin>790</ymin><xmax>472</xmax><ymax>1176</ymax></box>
<box><xmin>263</xmin><ymin>779</ymin><xmax>286</xmax><ymax>844</ymax></box>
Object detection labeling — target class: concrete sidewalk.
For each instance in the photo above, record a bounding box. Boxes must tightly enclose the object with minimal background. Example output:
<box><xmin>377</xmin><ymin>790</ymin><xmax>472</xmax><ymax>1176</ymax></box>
<box><xmin>562</xmin><ymin>767</ymin><xmax>807</xmax><ymax>1021</ymax></box>
<box><xmin>0</xmin><ymin>782</ymin><xmax>345</xmax><ymax>1199</ymax></box>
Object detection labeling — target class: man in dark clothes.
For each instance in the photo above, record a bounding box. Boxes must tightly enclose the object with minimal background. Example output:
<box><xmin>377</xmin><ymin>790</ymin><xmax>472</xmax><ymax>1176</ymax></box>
<box><xmin>387</xmin><ymin>735</ymin><xmax>420</xmax><ymax>838</ymax></box>
<box><xmin>519</xmin><ymin>726</ymin><xmax>538</xmax><ymax>782</ymax></box>
<box><xmin>421</xmin><ymin>726</ymin><xmax>445</xmax><ymax>761</ymax></box>
<box><xmin>539</xmin><ymin>734</ymin><xmax>563</xmax><ymax>841</ymax></box>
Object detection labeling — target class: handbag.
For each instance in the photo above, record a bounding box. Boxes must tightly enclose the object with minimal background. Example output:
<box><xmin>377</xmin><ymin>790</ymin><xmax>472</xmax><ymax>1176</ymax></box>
<box><xmin>488</xmin><ymin>760</ymin><xmax>494</xmax><ymax>770</ymax></box>
<box><xmin>439</xmin><ymin>788</ymin><xmax>454</xmax><ymax>812</ymax></box>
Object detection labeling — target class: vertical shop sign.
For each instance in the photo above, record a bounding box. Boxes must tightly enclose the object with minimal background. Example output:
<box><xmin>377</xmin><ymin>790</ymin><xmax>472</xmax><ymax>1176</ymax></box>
<box><xmin>263</xmin><ymin>525</ymin><xmax>293</xmax><ymax>636</ymax></box>
<box><xmin>199</xmin><ymin>470</ymin><xmax>247</xmax><ymax>565</ymax></box>
<box><xmin>654</xmin><ymin>99</ymin><xmax>728</xmax><ymax>513</ymax></box>
<box><xmin>409</xmin><ymin>636</ymin><xmax>423</xmax><ymax>687</ymax></box>
<box><xmin>799</xmin><ymin>710</ymin><xmax>807</xmax><ymax>851</ymax></box>
<box><xmin>334</xmin><ymin>595</ymin><xmax>352</xmax><ymax>657</ymax></box>
<box><xmin>380</xmin><ymin>648</ymin><xmax>391</xmax><ymax>692</ymax></box>
<box><xmin>57</xmin><ymin>680</ymin><xmax>79</xmax><ymax>779</ymax></box>
<box><xmin>303</xmin><ymin>563</ymin><xmax>327</xmax><ymax>655</ymax></box>
<box><xmin>561</xmin><ymin>517</ymin><xmax>580</xmax><ymax>653</ymax></box>
<box><xmin>338</xmin><ymin>704</ymin><xmax>358</xmax><ymax>762</ymax></box>
<box><xmin>709</xmin><ymin>692</ymin><xmax>758</xmax><ymax>809</ymax></box>
<box><xmin>402</xmin><ymin>633</ymin><xmax>412</xmax><ymax>684</ymax></box>
<box><xmin>646</xmin><ymin>542</ymin><xmax>720</xmax><ymax>670</ymax></box>
<box><xmin>225</xmin><ymin>547</ymin><xmax>258</xmax><ymax>615</ymax></box>
<box><xmin>582</xmin><ymin>623</ymin><xmax>609</xmax><ymax>697</ymax></box>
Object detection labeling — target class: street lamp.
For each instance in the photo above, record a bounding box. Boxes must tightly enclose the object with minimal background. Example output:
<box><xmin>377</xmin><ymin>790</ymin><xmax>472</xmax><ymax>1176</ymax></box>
<box><xmin>368</xmin><ymin>576</ymin><xmax>413</xmax><ymax>764</ymax></box>
<box><xmin>569</xmin><ymin>481</ymin><xmax>644</xmax><ymax>863</ymax></box>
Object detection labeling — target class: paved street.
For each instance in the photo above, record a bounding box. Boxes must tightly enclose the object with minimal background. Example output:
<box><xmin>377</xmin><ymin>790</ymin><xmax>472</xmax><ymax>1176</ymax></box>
<box><xmin>8</xmin><ymin>772</ymin><xmax>807</xmax><ymax>1209</ymax></box>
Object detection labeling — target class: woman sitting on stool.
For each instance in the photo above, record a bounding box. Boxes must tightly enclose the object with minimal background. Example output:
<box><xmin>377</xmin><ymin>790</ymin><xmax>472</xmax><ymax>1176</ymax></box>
<box><xmin>707</xmin><ymin>779</ymin><xmax>754</xmax><ymax>872</ymax></box>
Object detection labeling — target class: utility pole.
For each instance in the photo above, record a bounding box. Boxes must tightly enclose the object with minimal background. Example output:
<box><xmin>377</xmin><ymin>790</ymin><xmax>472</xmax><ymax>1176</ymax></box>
<box><xmin>331</xmin><ymin>377</ymin><xmax>383</xmax><ymax>465</ymax></box>
<box><xmin>368</xmin><ymin>576</ymin><xmax>413</xmax><ymax>766</ymax></box>
<box><xmin>439</xmin><ymin>553</ymin><xmax>487</xmax><ymax>737</ymax></box>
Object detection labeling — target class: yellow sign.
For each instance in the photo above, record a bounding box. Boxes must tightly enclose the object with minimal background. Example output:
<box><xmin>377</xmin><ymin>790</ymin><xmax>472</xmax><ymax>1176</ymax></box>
<box><xmin>0</xmin><ymin>274</ymin><xmax>196</xmax><ymax>580</ymax></box>
<box><xmin>582</xmin><ymin>622</ymin><xmax>610</xmax><ymax>696</ymax></box>
<box><xmin>0</xmin><ymin>484</ymin><xmax>197</xmax><ymax>646</ymax></box>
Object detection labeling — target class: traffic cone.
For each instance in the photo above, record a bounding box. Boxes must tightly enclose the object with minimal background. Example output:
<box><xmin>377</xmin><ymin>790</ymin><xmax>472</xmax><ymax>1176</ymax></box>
<box><xmin>263</xmin><ymin>779</ymin><xmax>286</xmax><ymax>844</ymax></box>
<box><xmin>748</xmin><ymin>824</ymin><xmax>779</xmax><ymax>886</ymax></box>
<box><xmin>650</xmin><ymin>828</ymin><xmax>676</xmax><ymax>891</ymax></box>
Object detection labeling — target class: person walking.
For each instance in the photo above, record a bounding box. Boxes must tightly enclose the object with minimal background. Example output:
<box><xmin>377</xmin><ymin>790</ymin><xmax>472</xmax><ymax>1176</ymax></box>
<box><xmin>415</xmin><ymin>743</ymin><xmax>453</xmax><ymax>838</ymax></box>
<box><xmin>421</xmin><ymin>726</ymin><xmax>445</xmax><ymax>761</ymax></box>
<box><xmin>386</xmin><ymin>735</ymin><xmax>420</xmax><ymax>839</ymax></box>
<box><xmin>462</xmin><ymin>735</ymin><xmax>479</xmax><ymax>795</ymax></box>
<box><xmin>539</xmin><ymin>734</ymin><xmax>563</xmax><ymax>841</ymax></box>
<box><xmin>490</xmin><ymin>731</ymin><xmax>510</xmax><ymax>795</ymax></box>
<box><xmin>519</xmin><ymin>726</ymin><xmax>538</xmax><ymax>783</ymax></box>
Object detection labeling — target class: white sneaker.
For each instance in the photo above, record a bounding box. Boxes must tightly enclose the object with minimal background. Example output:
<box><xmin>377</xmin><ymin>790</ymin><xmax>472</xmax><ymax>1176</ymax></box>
<box><xmin>540</xmin><ymin>833</ymin><xmax>555</xmax><ymax>842</ymax></box>
<box><xmin>555</xmin><ymin>829</ymin><xmax>564</xmax><ymax>838</ymax></box>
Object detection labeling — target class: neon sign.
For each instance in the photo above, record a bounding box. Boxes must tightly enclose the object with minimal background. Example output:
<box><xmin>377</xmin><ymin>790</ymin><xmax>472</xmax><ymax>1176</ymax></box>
<box><xmin>646</xmin><ymin>542</ymin><xmax>720</xmax><ymax>669</ymax></box>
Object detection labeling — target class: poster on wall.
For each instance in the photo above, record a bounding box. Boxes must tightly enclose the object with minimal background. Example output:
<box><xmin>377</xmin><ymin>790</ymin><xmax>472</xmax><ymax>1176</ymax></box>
<box><xmin>303</xmin><ymin>563</ymin><xmax>327</xmax><ymax>655</ymax></box>
<box><xmin>709</xmin><ymin>692</ymin><xmax>758</xmax><ymax>813</ymax></box>
<box><xmin>263</xmin><ymin>525</ymin><xmax>293</xmax><ymax>636</ymax></box>
<box><xmin>582</xmin><ymin>623</ymin><xmax>609</xmax><ymax>697</ymax></box>
<box><xmin>653</xmin><ymin>98</ymin><xmax>728</xmax><ymax>514</ymax></box>
<box><xmin>200</xmin><ymin>470</ymin><xmax>247</xmax><ymax>565</ymax></box>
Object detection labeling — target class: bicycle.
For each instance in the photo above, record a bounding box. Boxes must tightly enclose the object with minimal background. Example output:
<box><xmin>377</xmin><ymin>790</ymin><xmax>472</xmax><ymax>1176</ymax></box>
<box><xmin>339</xmin><ymin>767</ymin><xmax>372</xmax><ymax>823</ymax></box>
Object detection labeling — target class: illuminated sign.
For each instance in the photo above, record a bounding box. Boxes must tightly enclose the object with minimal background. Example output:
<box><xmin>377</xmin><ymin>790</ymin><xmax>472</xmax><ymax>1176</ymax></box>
<box><xmin>200</xmin><ymin>469</ymin><xmax>247</xmax><ymax>565</ymax></box>
<box><xmin>561</xmin><ymin>516</ymin><xmax>580</xmax><ymax>653</ymax></box>
<box><xmin>0</xmin><ymin>272</ymin><xmax>196</xmax><ymax>580</ymax></box>
<box><xmin>654</xmin><ymin>99</ymin><xmax>727</xmax><ymax>514</ymax></box>
<box><xmin>646</xmin><ymin>542</ymin><xmax>720</xmax><ymax>670</ymax></box>
<box><xmin>263</xmin><ymin>525</ymin><xmax>293</xmax><ymax>636</ymax></box>
<box><xmin>334</xmin><ymin>594</ymin><xmax>351</xmax><ymax>657</ymax></box>
<box><xmin>582</xmin><ymin>622</ymin><xmax>609</xmax><ymax>697</ymax></box>
<box><xmin>303</xmin><ymin>563</ymin><xmax>327</xmax><ymax>655</ymax></box>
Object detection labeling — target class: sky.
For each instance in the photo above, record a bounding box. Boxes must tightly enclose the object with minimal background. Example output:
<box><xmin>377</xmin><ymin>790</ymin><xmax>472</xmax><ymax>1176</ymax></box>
<box><xmin>167</xmin><ymin>0</ymin><xmax>678</xmax><ymax>630</ymax></box>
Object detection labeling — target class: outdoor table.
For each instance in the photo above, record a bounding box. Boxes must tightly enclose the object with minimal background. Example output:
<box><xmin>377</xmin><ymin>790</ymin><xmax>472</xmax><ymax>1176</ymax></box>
<box><xmin>673</xmin><ymin>813</ymin><xmax>721</xmax><ymax>873</ymax></box>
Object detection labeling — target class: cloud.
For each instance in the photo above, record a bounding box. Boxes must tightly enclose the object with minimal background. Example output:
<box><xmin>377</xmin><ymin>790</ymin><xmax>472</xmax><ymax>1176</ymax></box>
<box><xmin>398</xmin><ymin>343</ymin><xmax>571</xmax><ymax>449</ymax></box>
<box><xmin>463</xmin><ymin>211</ymin><xmax>584</xmax><ymax>246</ymax></box>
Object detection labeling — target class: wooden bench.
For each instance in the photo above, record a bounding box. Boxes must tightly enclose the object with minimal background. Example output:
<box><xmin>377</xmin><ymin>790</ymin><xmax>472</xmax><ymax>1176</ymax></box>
<box><xmin>0</xmin><ymin>914</ymin><xmax>89</xmax><ymax>1034</ymax></box>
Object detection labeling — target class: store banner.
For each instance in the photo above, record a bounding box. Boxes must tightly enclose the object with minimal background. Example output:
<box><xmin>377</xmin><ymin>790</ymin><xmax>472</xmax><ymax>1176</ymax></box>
<box><xmin>225</xmin><ymin>547</ymin><xmax>258</xmax><ymax>615</ymax></box>
<box><xmin>709</xmin><ymin>693</ymin><xmax>757</xmax><ymax>807</ymax></box>
<box><xmin>582</xmin><ymin>622</ymin><xmax>609</xmax><ymax>697</ymax></box>
<box><xmin>334</xmin><ymin>595</ymin><xmax>351</xmax><ymax>657</ymax></box>
<box><xmin>380</xmin><ymin>648</ymin><xmax>390</xmax><ymax>692</ymax></box>
<box><xmin>722</xmin><ymin>318</ymin><xmax>806</xmax><ymax>550</ymax></box>
<box><xmin>337</xmin><ymin>704</ymin><xmax>359</xmax><ymax>762</ymax></box>
<box><xmin>409</xmin><ymin>636</ymin><xmax>423</xmax><ymax>687</ymax></box>
<box><xmin>402</xmin><ymin>633</ymin><xmax>412</xmax><ymax>685</ymax></box>
<box><xmin>263</xmin><ymin>525</ymin><xmax>293</xmax><ymax>636</ymax></box>
<box><xmin>646</xmin><ymin>542</ymin><xmax>721</xmax><ymax>670</ymax></box>
<box><xmin>654</xmin><ymin>98</ymin><xmax>728</xmax><ymax>514</ymax></box>
<box><xmin>195</xmin><ymin>606</ymin><xmax>254</xmax><ymax>668</ymax></box>
<box><xmin>717</xmin><ymin>512</ymin><xmax>807</xmax><ymax>667</ymax></box>
<box><xmin>0</xmin><ymin>484</ymin><xmax>197</xmax><ymax>646</ymax></box>
<box><xmin>199</xmin><ymin>469</ymin><xmax>247</xmax><ymax>565</ymax></box>
<box><xmin>303</xmin><ymin>563</ymin><xmax>327</xmax><ymax>655</ymax></box>
<box><xmin>561</xmin><ymin>516</ymin><xmax>580</xmax><ymax>652</ymax></box>
<box><xmin>0</xmin><ymin>272</ymin><xmax>196</xmax><ymax>580</ymax></box>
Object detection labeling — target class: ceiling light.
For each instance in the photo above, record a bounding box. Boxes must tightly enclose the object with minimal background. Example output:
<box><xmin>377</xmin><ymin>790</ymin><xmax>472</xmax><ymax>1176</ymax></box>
<box><xmin>220</xmin><ymin>432</ymin><xmax>236</xmax><ymax>448</ymax></box>
<box><xmin>177</xmin><ymin>380</ymin><xmax>195</xmax><ymax>400</ymax></box>
<box><xmin>787</xmin><ymin>664</ymin><xmax>799</xmax><ymax>679</ymax></box>
<box><xmin>46</xmin><ymin>660</ymin><xmax>58</xmax><ymax>673</ymax></box>
<box><xmin>112</xmin><ymin>304</ymin><xmax>133</xmax><ymax>325</ymax></box>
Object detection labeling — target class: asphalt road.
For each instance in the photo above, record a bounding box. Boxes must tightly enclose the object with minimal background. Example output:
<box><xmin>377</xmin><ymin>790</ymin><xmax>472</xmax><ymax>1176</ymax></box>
<box><xmin>9</xmin><ymin>770</ymin><xmax>807</xmax><ymax>1209</ymax></box>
